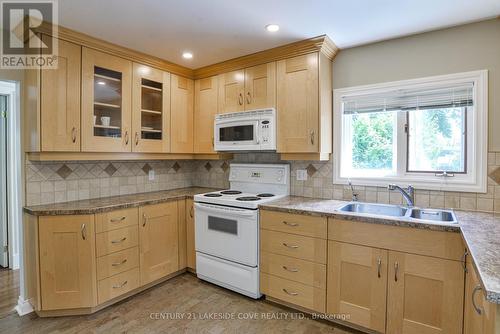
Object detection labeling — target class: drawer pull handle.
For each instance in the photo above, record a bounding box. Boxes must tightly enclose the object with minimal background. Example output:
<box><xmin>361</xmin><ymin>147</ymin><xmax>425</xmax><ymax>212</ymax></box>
<box><xmin>110</xmin><ymin>216</ymin><xmax>126</xmax><ymax>223</ymax></box>
<box><xmin>81</xmin><ymin>224</ymin><xmax>86</xmax><ymax>240</ymax></box>
<box><xmin>282</xmin><ymin>266</ymin><xmax>299</xmax><ymax>273</ymax></box>
<box><xmin>283</xmin><ymin>221</ymin><xmax>299</xmax><ymax>227</ymax></box>
<box><xmin>472</xmin><ymin>285</ymin><xmax>484</xmax><ymax>315</ymax></box>
<box><xmin>112</xmin><ymin>280</ymin><xmax>128</xmax><ymax>289</ymax></box>
<box><xmin>111</xmin><ymin>237</ymin><xmax>127</xmax><ymax>244</ymax></box>
<box><xmin>377</xmin><ymin>258</ymin><xmax>382</xmax><ymax>278</ymax></box>
<box><xmin>394</xmin><ymin>262</ymin><xmax>399</xmax><ymax>282</ymax></box>
<box><xmin>282</xmin><ymin>243</ymin><xmax>299</xmax><ymax>249</ymax></box>
<box><xmin>142</xmin><ymin>213</ymin><xmax>148</xmax><ymax>227</ymax></box>
<box><xmin>111</xmin><ymin>259</ymin><xmax>127</xmax><ymax>267</ymax></box>
<box><xmin>282</xmin><ymin>288</ymin><xmax>298</xmax><ymax>296</ymax></box>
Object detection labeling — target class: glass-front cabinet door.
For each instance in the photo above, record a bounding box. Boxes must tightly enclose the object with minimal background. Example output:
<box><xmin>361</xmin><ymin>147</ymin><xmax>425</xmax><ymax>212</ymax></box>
<box><xmin>132</xmin><ymin>64</ymin><xmax>170</xmax><ymax>152</ymax></box>
<box><xmin>81</xmin><ymin>47</ymin><xmax>132</xmax><ymax>152</ymax></box>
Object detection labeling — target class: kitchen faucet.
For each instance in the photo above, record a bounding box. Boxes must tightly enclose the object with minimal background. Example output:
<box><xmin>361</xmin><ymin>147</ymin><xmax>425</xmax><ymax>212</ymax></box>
<box><xmin>348</xmin><ymin>179</ymin><xmax>359</xmax><ymax>202</ymax></box>
<box><xmin>388</xmin><ymin>184</ymin><xmax>415</xmax><ymax>207</ymax></box>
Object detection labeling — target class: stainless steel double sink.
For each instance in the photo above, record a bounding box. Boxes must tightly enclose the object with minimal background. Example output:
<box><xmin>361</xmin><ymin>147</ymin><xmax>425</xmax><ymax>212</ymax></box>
<box><xmin>337</xmin><ymin>202</ymin><xmax>457</xmax><ymax>224</ymax></box>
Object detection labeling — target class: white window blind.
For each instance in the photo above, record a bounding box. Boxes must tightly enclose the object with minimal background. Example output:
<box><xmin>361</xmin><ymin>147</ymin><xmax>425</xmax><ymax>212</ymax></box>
<box><xmin>342</xmin><ymin>83</ymin><xmax>474</xmax><ymax>114</ymax></box>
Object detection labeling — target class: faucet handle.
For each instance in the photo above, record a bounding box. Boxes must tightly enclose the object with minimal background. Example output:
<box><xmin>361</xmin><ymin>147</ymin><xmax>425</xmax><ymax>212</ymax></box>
<box><xmin>388</xmin><ymin>184</ymin><xmax>396</xmax><ymax>190</ymax></box>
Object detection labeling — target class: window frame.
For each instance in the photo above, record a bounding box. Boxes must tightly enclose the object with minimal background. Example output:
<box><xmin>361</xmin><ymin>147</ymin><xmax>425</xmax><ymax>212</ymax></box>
<box><xmin>333</xmin><ymin>70</ymin><xmax>488</xmax><ymax>193</ymax></box>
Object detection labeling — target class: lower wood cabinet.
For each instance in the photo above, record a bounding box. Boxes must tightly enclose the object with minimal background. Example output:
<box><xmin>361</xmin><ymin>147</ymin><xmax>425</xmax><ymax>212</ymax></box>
<box><xmin>327</xmin><ymin>241</ymin><xmax>387</xmax><ymax>333</ymax></box>
<box><xmin>464</xmin><ymin>253</ymin><xmax>497</xmax><ymax>334</ymax></box>
<box><xmin>186</xmin><ymin>198</ymin><xmax>196</xmax><ymax>270</ymax></box>
<box><xmin>25</xmin><ymin>199</ymin><xmax>187</xmax><ymax>316</ymax></box>
<box><xmin>139</xmin><ymin>201</ymin><xmax>179</xmax><ymax>285</ymax></box>
<box><xmin>38</xmin><ymin>215</ymin><xmax>97</xmax><ymax>310</ymax></box>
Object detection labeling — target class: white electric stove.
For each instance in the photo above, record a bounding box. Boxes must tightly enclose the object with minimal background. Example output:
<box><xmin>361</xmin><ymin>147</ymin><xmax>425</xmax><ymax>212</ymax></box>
<box><xmin>193</xmin><ymin>163</ymin><xmax>290</xmax><ymax>299</ymax></box>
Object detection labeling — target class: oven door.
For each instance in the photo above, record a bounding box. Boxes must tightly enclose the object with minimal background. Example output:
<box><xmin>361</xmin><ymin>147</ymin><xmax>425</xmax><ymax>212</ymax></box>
<box><xmin>194</xmin><ymin>202</ymin><xmax>258</xmax><ymax>267</ymax></box>
<box><xmin>214</xmin><ymin>119</ymin><xmax>260</xmax><ymax>151</ymax></box>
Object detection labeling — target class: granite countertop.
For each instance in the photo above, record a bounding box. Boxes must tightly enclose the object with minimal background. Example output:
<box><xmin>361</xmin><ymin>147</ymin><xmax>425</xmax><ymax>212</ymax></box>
<box><xmin>23</xmin><ymin>187</ymin><xmax>218</xmax><ymax>216</ymax></box>
<box><xmin>260</xmin><ymin>195</ymin><xmax>500</xmax><ymax>304</ymax></box>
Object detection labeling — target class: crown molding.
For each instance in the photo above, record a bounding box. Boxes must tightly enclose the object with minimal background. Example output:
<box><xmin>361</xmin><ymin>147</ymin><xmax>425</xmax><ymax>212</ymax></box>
<box><xmin>193</xmin><ymin>35</ymin><xmax>339</xmax><ymax>79</ymax></box>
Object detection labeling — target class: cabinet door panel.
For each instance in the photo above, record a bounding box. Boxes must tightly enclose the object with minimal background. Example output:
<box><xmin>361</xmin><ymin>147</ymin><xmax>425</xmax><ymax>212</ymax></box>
<box><xmin>41</xmin><ymin>36</ymin><xmax>81</xmax><ymax>152</ymax></box>
<box><xmin>194</xmin><ymin>76</ymin><xmax>218</xmax><ymax>153</ymax></box>
<box><xmin>387</xmin><ymin>251</ymin><xmax>464</xmax><ymax>334</ymax></box>
<box><xmin>81</xmin><ymin>47</ymin><xmax>132</xmax><ymax>152</ymax></box>
<box><xmin>327</xmin><ymin>241</ymin><xmax>387</xmax><ymax>333</ymax></box>
<box><xmin>132</xmin><ymin>63</ymin><xmax>170</xmax><ymax>153</ymax></box>
<box><xmin>277</xmin><ymin>53</ymin><xmax>318</xmax><ymax>153</ymax></box>
<box><xmin>170</xmin><ymin>74</ymin><xmax>194</xmax><ymax>153</ymax></box>
<box><xmin>244</xmin><ymin>62</ymin><xmax>275</xmax><ymax>110</ymax></box>
<box><xmin>39</xmin><ymin>215</ymin><xmax>96</xmax><ymax>310</ymax></box>
<box><xmin>139</xmin><ymin>201</ymin><xmax>179</xmax><ymax>285</ymax></box>
<box><xmin>186</xmin><ymin>198</ymin><xmax>196</xmax><ymax>270</ymax></box>
<box><xmin>218</xmin><ymin>70</ymin><xmax>244</xmax><ymax>113</ymax></box>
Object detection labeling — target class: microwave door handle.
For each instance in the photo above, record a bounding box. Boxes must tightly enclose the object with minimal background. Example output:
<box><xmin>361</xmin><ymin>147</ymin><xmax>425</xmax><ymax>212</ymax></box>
<box><xmin>194</xmin><ymin>203</ymin><xmax>257</xmax><ymax>218</ymax></box>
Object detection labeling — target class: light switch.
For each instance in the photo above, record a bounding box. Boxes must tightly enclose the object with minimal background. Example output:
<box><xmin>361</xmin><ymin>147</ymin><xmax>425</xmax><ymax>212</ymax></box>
<box><xmin>296</xmin><ymin>169</ymin><xmax>307</xmax><ymax>181</ymax></box>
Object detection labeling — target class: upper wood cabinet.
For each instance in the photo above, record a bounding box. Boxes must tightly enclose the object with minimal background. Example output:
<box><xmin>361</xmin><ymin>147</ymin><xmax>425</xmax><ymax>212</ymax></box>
<box><xmin>38</xmin><ymin>215</ymin><xmax>97</xmax><ymax>310</ymax></box>
<box><xmin>218</xmin><ymin>70</ymin><xmax>244</xmax><ymax>113</ymax></box>
<box><xmin>277</xmin><ymin>53</ymin><xmax>332</xmax><ymax>158</ymax></box>
<box><xmin>170</xmin><ymin>74</ymin><xmax>194</xmax><ymax>153</ymax></box>
<box><xmin>327</xmin><ymin>241</ymin><xmax>388</xmax><ymax>333</ymax></box>
<box><xmin>194</xmin><ymin>76</ymin><xmax>218</xmax><ymax>153</ymax></box>
<box><xmin>81</xmin><ymin>47</ymin><xmax>132</xmax><ymax>152</ymax></box>
<box><xmin>40</xmin><ymin>37</ymin><xmax>81</xmax><ymax>152</ymax></box>
<box><xmin>218</xmin><ymin>62</ymin><xmax>276</xmax><ymax>114</ymax></box>
<box><xmin>132</xmin><ymin>64</ymin><xmax>171</xmax><ymax>153</ymax></box>
<box><xmin>386</xmin><ymin>251</ymin><xmax>464</xmax><ymax>334</ymax></box>
<box><xmin>464</xmin><ymin>256</ymin><xmax>497</xmax><ymax>334</ymax></box>
<box><xmin>139</xmin><ymin>201</ymin><xmax>179</xmax><ymax>285</ymax></box>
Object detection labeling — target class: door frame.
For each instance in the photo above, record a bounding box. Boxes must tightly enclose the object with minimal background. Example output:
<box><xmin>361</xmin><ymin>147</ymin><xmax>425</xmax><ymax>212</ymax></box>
<box><xmin>0</xmin><ymin>93</ymin><xmax>7</xmax><ymax>267</ymax></box>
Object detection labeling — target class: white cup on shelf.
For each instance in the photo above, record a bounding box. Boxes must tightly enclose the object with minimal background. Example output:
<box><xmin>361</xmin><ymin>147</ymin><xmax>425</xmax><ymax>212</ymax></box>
<box><xmin>101</xmin><ymin>116</ymin><xmax>111</xmax><ymax>127</ymax></box>
<box><xmin>93</xmin><ymin>115</ymin><xmax>97</xmax><ymax>125</ymax></box>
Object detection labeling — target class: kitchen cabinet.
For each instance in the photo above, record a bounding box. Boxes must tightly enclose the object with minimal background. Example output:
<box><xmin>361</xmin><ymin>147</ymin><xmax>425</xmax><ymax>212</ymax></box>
<box><xmin>132</xmin><ymin>63</ymin><xmax>171</xmax><ymax>153</ymax></box>
<box><xmin>327</xmin><ymin>241</ymin><xmax>387</xmax><ymax>333</ymax></box>
<box><xmin>218</xmin><ymin>62</ymin><xmax>276</xmax><ymax>114</ymax></box>
<box><xmin>186</xmin><ymin>198</ymin><xmax>196</xmax><ymax>270</ymax></box>
<box><xmin>38</xmin><ymin>215</ymin><xmax>97</xmax><ymax>310</ymax></box>
<box><xmin>82</xmin><ymin>47</ymin><xmax>132</xmax><ymax>152</ymax></box>
<box><xmin>464</xmin><ymin>254</ymin><xmax>497</xmax><ymax>334</ymax></box>
<box><xmin>276</xmin><ymin>53</ymin><xmax>332</xmax><ymax>159</ymax></box>
<box><xmin>386</xmin><ymin>251</ymin><xmax>464</xmax><ymax>334</ymax></box>
<box><xmin>139</xmin><ymin>201</ymin><xmax>179</xmax><ymax>285</ymax></box>
<box><xmin>170</xmin><ymin>74</ymin><xmax>194</xmax><ymax>153</ymax></box>
<box><xmin>194</xmin><ymin>76</ymin><xmax>218</xmax><ymax>153</ymax></box>
<box><xmin>40</xmin><ymin>36</ymin><xmax>82</xmax><ymax>152</ymax></box>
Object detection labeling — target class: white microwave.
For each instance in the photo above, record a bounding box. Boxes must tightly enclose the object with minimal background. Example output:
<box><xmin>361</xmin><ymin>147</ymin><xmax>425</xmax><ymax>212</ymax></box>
<box><xmin>214</xmin><ymin>108</ymin><xmax>276</xmax><ymax>152</ymax></box>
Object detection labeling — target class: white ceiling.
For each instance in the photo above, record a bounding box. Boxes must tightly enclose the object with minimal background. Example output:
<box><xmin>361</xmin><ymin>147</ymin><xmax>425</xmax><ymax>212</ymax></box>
<box><xmin>59</xmin><ymin>0</ymin><xmax>500</xmax><ymax>69</ymax></box>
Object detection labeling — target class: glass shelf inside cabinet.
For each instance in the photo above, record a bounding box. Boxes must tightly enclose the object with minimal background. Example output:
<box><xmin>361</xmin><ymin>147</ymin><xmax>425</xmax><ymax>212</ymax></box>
<box><xmin>93</xmin><ymin>67</ymin><xmax>122</xmax><ymax>138</ymax></box>
<box><xmin>141</xmin><ymin>78</ymin><xmax>163</xmax><ymax>140</ymax></box>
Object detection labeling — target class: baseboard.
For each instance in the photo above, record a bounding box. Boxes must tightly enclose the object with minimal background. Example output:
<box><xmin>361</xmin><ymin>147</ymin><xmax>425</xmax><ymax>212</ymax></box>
<box><xmin>15</xmin><ymin>296</ymin><xmax>34</xmax><ymax>316</ymax></box>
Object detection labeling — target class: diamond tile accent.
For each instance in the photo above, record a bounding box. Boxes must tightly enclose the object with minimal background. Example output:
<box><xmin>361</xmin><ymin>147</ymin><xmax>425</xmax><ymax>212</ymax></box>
<box><xmin>220</xmin><ymin>161</ymin><xmax>229</xmax><ymax>172</ymax></box>
<box><xmin>488</xmin><ymin>167</ymin><xmax>500</xmax><ymax>184</ymax></box>
<box><xmin>172</xmin><ymin>162</ymin><xmax>181</xmax><ymax>172</ymax></box>
<box><xmin>306</xmin><ymin>164</ymin><xmax>317</xmax><ymax>177</ymax></box>
<box><xmin>142</xmin><ymin>163</ymin><xmax>152</xmax><ymax>174</ymax></box>
<box><xmin>56</xmin><ymin>164</ymin><xmax>73</xmax><ymax>180</ymax></box>
<box><xmin>204</xmin><ymin>162</ymin><xmax>212</xmax><ymax>171</ymax></box>
<box><xmin>104</xmin><ymin>163</ymin><xmax>117</xmax><ymax>177</ymax></box>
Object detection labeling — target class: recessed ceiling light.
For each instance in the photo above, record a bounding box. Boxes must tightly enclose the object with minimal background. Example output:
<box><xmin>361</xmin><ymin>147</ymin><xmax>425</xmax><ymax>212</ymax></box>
<box><xmin>182</xmin><ymin>51</ymin><xmax>193</xmax><ymax>59</ymax></box>
<box><xmin>265</xmin><ymin>24</ymin><xmax>280</xmax><ymax>32</ymax></box>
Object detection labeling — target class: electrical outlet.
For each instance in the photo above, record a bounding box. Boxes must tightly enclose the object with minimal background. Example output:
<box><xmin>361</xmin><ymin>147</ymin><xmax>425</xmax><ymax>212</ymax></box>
<box><xmin>296</xmin><ymin>169</ymin><xmax>308</xmax><ymax>181</ymax></box>
<box><xmin>148</xmin><ymin>170</ymin><xmax>155</xmax><ymax>181</ymax></box>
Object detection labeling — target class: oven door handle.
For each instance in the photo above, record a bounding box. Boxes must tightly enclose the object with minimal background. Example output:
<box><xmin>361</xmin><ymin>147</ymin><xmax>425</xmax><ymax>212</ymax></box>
<box><xmin>194</xmin><ymin>202</ymin><xmax>258</xmax><ymax>218</ymax></box>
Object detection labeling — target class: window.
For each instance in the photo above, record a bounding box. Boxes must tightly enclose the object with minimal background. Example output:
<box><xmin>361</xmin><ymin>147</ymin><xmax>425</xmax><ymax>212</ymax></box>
<box><xmin>333</xmin><ymin>71</ymin><xmax>488</xmax><ymax>192</ymax></box>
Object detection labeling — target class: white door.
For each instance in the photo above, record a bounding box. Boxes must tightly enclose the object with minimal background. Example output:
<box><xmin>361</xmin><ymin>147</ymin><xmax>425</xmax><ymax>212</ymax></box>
<box><xmin>0</xmin><ymin>95</ymin><xmax>8</xmax><ymax>267</ymax></box>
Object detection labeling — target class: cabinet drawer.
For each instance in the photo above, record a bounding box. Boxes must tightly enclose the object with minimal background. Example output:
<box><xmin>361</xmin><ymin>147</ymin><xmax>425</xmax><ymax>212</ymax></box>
<box><xmin>96</xmin><ymin>208</ymin><xmax>138</xmax><ymax>233</ymax></box>
<box><xmin>261</xmin><ymin>251</ymin><xmax>326</xmax><ymax>289</ymax></box>
<box><xmin>96</xmin><ymin>226</ymin><xmax>138</xmax><ymax>257</ymax></box>
<box><xmin>261</xmin><ymin>210</ymin><xmax>327</xmax><ymax>238</ymax></box>
<box><xmin>97</xmin><ymin>247</ymin><xmax>139</xmax><ymax>280</ymax></box>
<box><xmin>98</xmin><ymin>267</ymin><xmax>139</xmax><ymax>304</ymax></box>
<box><xmin>261</xmin><ymin>230</ymin><xmax>326</xmax><ymax>263</ymax></box>
<box><xmin>260</xmin><ymin>272</ymin><xmax>325</xmax><ymax>313</ymax></box>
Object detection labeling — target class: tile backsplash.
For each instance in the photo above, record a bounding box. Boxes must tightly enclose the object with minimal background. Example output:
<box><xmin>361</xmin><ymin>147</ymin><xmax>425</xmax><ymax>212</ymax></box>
<box><xmin>25</xmin><ymin>152</ymin><xmax>500</xmax><ymax>213</ymax></box>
